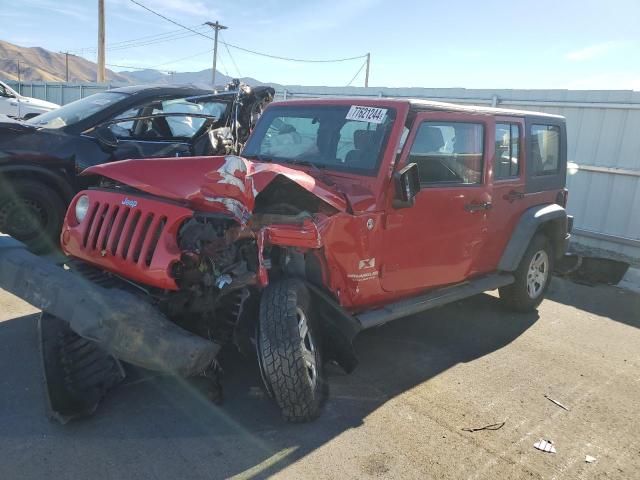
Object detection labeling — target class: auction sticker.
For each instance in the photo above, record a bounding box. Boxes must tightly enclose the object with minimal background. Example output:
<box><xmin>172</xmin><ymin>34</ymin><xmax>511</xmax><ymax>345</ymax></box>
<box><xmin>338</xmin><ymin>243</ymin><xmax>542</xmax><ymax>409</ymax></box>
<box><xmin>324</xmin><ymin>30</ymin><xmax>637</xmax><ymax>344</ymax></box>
<box><xmin>346</xmin><ymin>105</ymin><xmax>388</xmax><ymax>124</ymax></box>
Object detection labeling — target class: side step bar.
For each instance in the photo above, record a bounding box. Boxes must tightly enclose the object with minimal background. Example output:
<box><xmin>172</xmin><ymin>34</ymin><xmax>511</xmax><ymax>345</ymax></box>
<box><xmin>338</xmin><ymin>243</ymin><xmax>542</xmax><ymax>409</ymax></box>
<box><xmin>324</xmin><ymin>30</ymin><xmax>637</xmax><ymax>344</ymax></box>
<box><xmin>357</xmin><ymin>273</ymin><xmax>514</xmax><ymax>330</ymax></box>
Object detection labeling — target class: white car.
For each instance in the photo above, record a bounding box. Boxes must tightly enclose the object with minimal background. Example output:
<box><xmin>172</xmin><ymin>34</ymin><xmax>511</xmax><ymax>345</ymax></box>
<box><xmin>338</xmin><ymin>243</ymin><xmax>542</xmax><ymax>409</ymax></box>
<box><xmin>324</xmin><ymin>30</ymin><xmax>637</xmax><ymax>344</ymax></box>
<box><xmin>0</xmin><ymin>80</ymin><xmax>59</xmax><ymax>119</ymax></box>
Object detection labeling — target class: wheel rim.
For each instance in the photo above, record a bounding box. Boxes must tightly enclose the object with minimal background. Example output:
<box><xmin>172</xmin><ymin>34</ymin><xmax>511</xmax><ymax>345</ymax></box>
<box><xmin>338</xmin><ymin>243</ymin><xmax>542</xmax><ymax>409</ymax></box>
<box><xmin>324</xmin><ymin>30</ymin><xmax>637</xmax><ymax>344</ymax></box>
<box><xmin>296</xmin><ymin>307</ymin><xmax>317</xmax><ymax>389</ymax></box>
<box><xmin>527</xmin><ymin>250</ymin><xmax>549</xmax><ymax>299</ymax></box>
<box><xmin>0</xmin><ymin>198</ymin><xmax>47</xmax><ymax>240</ymax></box>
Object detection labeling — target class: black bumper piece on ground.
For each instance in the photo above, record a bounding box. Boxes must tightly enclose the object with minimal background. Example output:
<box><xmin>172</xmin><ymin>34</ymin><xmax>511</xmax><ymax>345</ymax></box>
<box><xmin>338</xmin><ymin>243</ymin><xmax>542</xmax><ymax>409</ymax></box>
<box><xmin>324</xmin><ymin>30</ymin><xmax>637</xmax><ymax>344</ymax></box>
<box><xmin>0</xmin><ymin>235</ymin><xmax>221</xmax><ymax>377</ymax></box>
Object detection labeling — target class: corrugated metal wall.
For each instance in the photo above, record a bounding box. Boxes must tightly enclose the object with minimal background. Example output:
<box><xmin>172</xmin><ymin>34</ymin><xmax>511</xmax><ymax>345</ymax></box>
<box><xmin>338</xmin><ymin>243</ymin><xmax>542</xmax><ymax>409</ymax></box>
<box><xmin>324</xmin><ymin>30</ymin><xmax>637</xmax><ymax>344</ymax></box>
<box><xmin>5</xmin><ymin>81</ymin><xmax>640</xmax><ymax>264</ymax></box>
<box><xmin>5</xmin><ymin>81</ymin><xmax>110</xmax><ymax>105</ymax></box>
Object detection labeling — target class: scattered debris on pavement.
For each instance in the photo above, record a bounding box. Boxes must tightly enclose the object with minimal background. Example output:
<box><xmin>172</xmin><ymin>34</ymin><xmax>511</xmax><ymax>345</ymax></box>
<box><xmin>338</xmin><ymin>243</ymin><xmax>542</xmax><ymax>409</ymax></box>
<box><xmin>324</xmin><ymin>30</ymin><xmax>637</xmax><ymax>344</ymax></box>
<box><xmin>585</xmin><ymin>455</ymin><xmax>597</xmax><ymax>463</ymax></box>
<box><xmin>461</xmin><ymin>420</ymin><xmax>506</xmax><ymax>432</ymax></box>
<box><xmin>534</xmin><ymin>440</ymin><xmax>557</xmax><ymax>454</ymax></box>
<box><xmin>544</xmin><ymin>394</ymin><xmax>570</xmax><ymax>411</ymax></box>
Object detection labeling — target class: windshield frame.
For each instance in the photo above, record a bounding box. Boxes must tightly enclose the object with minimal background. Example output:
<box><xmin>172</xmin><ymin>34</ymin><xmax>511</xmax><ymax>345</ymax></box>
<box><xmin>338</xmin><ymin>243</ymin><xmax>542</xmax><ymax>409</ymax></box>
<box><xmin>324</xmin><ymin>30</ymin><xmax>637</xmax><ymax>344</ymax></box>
<box><xmin>242</xmin><ymin>104</ymin><xmax>398</xmax><ymax>176</ymax></box>
<box><xmin>26</xmin><ymin>91</ymin><xmax>130</xmax><ymax>130</ymax></box>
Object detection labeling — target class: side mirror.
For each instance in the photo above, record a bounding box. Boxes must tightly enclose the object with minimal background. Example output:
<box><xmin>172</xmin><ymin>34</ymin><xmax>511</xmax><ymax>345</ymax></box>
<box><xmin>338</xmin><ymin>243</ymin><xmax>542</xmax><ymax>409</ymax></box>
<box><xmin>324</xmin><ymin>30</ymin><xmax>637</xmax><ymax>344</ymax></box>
<box><xmin>393</xmin><ymin>162</ymin><xmax>420</xmax><ymax>208</ymax></box>
<box><xmin>93</xmin><ymin>124</ymin><xmax>118</xmax><ymax>149</ymax></box>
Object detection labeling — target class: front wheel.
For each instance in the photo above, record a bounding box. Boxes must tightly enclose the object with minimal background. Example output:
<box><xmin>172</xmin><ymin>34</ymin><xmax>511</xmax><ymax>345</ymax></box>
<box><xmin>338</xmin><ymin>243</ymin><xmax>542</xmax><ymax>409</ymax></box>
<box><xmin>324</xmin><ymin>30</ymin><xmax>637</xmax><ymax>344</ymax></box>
<box><xmin>258</xmin><ymin>279</ymin><xmax>327</xmax><ymax>422</ymax></box>
<box><xmin>499</xmin><ymin>234</ymin><xmax>554</xmax><ymax>312</ymax></box>
<box><xmin>0</xmin><ymin>179</ymin><xmax>66</xmax><ymax>253</ymax></box>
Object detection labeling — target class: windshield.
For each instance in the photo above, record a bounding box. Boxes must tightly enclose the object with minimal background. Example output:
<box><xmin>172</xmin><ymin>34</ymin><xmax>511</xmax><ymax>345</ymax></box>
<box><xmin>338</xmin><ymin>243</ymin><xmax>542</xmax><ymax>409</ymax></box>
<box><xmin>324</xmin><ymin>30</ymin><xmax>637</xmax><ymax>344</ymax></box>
<box><xmin>26</xmin><ymin>92</ymin><xmax>128</xmax><ymax>129</ymax></box>
<box><xmin>242</xmin><ymin>104</ymin><xmax>396</xmax><ymax>174</ymax></box>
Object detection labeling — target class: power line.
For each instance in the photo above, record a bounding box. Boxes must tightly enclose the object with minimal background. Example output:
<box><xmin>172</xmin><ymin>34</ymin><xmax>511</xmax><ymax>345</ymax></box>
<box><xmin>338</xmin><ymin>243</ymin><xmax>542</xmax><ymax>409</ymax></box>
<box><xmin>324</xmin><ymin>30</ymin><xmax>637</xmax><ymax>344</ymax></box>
<box><xmin>106</xmin><ymin>47</ymin><xmax>213</xmax><ymax>72</ymax></box>
<box><xmin>129</xmin><ymin>0</ymin><xmax>214</xmax><ymax>40</ymax></box>
<box><xmin>346</xmin><ymin>60</ymin><xmax>368</xmax><ymax>87</ymax></box>
<box><xmin>220</xmin><ymin>32</ymin><xmax>241</xmax><ymax>78</ymax></box>
<box><xmin>220</xmin><ymin>40</ymin><xmax>367</xmax><ymax>63</ymax></box>
<box><xmin>72</xmin><ymin>27</ymin><xmax>209</xmax><ymax>55</ymax></box>
<box><xmin>128</xmin><ymin>0</ymin><xmax>367</xmax><ymax>64</ymax></box>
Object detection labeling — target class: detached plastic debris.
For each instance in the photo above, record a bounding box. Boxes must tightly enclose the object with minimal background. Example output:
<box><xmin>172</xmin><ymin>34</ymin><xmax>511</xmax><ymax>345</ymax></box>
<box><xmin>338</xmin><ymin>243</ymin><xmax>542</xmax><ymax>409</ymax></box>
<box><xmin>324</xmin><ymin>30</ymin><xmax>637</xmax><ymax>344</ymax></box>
<box><xmin>585</xmin><ymin>455</ymin><xmax>597</xmax><ymax>463</ymax></box>
<box><xmin>534</xmin><ymin>439</ymin><xmax>557</xmax><ymax>454</ymax></box>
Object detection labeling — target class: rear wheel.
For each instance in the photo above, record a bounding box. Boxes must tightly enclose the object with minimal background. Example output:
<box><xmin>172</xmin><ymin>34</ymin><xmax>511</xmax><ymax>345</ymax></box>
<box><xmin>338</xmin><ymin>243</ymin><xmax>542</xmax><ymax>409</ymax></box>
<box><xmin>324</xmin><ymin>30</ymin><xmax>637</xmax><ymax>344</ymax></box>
<box><xmin>499</xmin><ymin>234</ymin><xmax>554</xmax><ymax>312</ymax></box>
<box><xmin>258</xmin><ymin>279</ymin><xmax>327</xmax><ymax>422</ymax></box>
<box><xmin>0</xmin><ymin>179</ymin><xmax>66</xmax><ymax>253</ymax></box>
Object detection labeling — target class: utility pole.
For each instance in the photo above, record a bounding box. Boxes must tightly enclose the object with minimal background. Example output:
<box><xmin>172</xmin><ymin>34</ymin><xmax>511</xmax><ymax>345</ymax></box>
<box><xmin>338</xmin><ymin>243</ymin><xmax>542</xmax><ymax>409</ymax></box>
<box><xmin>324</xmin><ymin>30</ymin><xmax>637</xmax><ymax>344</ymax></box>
<box><xmin>364</xmin><ymin>52</ymin><xmax>370</xmax><ymax>88</ymax></box>
<box><xmin>60</xmin><ymin>52</ymin><xmax>70</xmax><ymax>82</ymax></box>
<box><xmin>16</xmin><ymin>60</ymin><xmax>21</xmax><ymax>84</ymax></box>
<box><xmin>97</xmin><ymin>0</ymin><xmax>106</xmax><ymax>83</ymax></box>
<box><xmin>205</xmin><ymin>21</ymin><xmax>228</xmax><ymax>89</ymax></box>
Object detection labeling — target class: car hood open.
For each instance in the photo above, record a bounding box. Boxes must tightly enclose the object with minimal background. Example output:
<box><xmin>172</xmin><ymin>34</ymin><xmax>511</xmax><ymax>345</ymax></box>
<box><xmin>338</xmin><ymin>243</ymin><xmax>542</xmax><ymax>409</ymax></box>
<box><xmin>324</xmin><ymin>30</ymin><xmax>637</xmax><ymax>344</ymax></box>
<box><xmin>83</xmin><ymin>155</ymin><xmax>349</xmax><ymax>222</ymax></box>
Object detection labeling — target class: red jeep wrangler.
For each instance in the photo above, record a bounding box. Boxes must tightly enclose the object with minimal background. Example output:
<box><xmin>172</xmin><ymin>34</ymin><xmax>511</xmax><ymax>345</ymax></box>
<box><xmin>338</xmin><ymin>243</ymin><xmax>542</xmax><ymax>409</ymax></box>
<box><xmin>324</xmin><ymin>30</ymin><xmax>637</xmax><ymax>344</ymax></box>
<box><xmin>0</xmin><ymin>98</ymin><xmax>571</xmax><ymax>423</ymax></box>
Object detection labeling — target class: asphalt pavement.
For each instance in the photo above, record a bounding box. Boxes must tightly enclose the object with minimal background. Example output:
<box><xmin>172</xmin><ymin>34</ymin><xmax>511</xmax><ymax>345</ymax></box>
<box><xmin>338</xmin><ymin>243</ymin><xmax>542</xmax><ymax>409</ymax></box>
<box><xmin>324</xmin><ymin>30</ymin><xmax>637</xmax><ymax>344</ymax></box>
<box><xmin>0</xmin><ymin>277</ymin><xmax>638</xmax><ymax>479</ymax></box>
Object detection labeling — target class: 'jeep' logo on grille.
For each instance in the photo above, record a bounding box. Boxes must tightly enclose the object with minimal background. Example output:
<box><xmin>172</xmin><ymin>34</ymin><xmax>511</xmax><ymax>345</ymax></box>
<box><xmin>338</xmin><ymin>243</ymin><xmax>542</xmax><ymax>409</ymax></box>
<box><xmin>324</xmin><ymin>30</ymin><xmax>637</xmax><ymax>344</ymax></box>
<box><xmin>122</xmin><ymin>198</ymin><xmax>138</xmax><ymax>208</ymax></box>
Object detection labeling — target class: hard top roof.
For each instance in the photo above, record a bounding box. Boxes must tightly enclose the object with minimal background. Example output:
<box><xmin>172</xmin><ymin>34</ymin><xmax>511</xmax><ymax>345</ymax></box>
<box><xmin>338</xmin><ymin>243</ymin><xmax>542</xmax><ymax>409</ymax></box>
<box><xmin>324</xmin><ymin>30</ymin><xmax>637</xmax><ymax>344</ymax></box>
<box><xmin>273</xmin><ymin>97</ymin><xmax>564</xmax><ymax>120</ymax></box>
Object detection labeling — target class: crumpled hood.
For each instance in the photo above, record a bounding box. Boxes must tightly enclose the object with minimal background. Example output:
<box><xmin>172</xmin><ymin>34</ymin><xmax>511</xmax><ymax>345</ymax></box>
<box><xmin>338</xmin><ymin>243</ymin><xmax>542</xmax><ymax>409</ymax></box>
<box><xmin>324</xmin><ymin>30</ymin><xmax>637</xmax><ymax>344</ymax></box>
<box><xmin>83</xmin><ymin>155</ymin><xmax>349</xmax><ymax>222</ymax></box>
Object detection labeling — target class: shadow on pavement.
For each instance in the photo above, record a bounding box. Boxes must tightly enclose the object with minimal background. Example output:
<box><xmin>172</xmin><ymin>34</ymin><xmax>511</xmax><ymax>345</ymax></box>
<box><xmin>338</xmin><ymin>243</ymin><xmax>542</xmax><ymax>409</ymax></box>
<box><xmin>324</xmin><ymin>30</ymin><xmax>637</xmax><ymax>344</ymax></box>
<box><xmin>0</xmin><ymin>293</ymin><xmax>537</xmax><ymax>479</ymax></box>
<box><xmin>547</xmin><ymin>277</ymin><xmax>640</xmax><ymax>330</ymax></box>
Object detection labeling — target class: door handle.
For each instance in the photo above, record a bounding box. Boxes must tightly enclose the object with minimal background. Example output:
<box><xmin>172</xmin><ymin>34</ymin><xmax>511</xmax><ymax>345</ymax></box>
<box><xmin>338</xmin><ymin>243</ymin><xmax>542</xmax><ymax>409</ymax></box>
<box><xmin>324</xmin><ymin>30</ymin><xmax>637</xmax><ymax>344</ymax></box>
<box><xmin>10</xmin><ymin>102</ymin><xmax>18</xmax><ymax>106</ymax></box>
<box><xmin>503</xmin><ymin>190</ymin><xmax>525</xmax><ymax>202</ymax></box>
<box><xmin>464</xmin><ymin>201</ymin><xmax>492</xmax><ymax>212</ymax></box>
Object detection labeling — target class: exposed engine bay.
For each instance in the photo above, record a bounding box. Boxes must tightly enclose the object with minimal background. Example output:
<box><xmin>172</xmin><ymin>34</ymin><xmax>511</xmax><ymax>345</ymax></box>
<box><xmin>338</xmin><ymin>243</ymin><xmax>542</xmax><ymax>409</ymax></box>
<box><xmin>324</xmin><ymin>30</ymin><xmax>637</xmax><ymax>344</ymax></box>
<box><xmin>161</xmin><ymin>214</ymin><xmax>258</xmax><ymax>348</ymax></box>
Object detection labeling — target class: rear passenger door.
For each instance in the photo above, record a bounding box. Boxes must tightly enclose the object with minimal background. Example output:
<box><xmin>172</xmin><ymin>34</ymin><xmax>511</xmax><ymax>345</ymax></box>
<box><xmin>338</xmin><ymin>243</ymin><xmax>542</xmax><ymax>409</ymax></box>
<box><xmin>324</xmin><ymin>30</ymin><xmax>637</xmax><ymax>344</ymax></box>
<box><xmin>479</xmin><ymin>118</ymin><xmax>526</xmax><ymax>271</ymax></box>
<box><xmin>480</xmin><ymin>117</ymin><xmax>566</xmax><ymax>271</ymax></box>
<box><xmin>381</xmin><ymin>111</ymin><xmax>492</xmax><ymax>294</ymax></box>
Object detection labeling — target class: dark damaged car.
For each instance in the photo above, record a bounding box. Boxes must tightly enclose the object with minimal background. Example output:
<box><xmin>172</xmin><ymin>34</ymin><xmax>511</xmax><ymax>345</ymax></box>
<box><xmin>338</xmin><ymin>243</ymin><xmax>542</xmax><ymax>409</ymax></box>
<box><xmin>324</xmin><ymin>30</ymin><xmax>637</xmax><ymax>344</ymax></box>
<box><xmin>0</xmin><ymin>82</ymin><xmax>274</xmax><ymax>251</ymax></box>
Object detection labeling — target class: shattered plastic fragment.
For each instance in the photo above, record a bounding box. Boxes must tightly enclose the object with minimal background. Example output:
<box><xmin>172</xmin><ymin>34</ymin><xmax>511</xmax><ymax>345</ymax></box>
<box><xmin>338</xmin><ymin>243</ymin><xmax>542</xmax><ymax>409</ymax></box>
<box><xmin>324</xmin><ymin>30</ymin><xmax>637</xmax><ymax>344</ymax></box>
<box><xmin>533</xmin><ymin>440</ymin><xmax>556</xmax><ymax>454</ymax></box>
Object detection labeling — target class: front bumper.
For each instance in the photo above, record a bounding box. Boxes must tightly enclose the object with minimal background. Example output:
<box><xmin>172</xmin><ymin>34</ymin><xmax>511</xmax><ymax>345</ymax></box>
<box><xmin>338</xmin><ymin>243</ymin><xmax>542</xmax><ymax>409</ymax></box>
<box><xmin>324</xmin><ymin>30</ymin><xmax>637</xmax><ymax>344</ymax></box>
<box><xmin>0</xmin><ymin>235</ymin><xmax>220</xmax><ymax>376</ymax></box>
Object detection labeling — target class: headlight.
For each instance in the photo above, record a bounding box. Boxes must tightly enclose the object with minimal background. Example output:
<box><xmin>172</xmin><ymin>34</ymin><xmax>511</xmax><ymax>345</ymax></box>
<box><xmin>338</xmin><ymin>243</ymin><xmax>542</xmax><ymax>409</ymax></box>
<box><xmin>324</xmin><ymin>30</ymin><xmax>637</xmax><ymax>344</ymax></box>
<box><xmin>75</xmin><ymin>195</ymin><xmax>90</xmax><ymax>223</ymax></box>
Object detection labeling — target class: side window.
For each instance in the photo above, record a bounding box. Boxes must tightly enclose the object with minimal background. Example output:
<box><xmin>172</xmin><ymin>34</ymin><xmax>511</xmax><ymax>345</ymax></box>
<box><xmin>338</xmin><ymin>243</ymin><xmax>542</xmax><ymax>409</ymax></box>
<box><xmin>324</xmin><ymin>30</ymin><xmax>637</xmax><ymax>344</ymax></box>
<box><xmin>408</xmin><ymin>121</ymin><xmax>484</xmax><ymax>185</ymax></box>
<box><xmin>109</xmin><ymin>107</ymin><xmax>140</xmax><ymax>139</ymax></box>
<box><xmin>531</xmin><ymin>124</ymin><xmax>560</xmax><ymax>175</ymax></box>
<box><xmin>0</xmin><ymin>84</ymin><xmax>7</xmax><ymax>97</ymax></box>
<box><xmin>162</xmin><ymin>99</ymin><xmax>205</xmax><ymax>138</ymax></box>
<box><xmin>494</xmin><ymin>123</ymin><xmax>520</xmax><ymax>179</ymax></box>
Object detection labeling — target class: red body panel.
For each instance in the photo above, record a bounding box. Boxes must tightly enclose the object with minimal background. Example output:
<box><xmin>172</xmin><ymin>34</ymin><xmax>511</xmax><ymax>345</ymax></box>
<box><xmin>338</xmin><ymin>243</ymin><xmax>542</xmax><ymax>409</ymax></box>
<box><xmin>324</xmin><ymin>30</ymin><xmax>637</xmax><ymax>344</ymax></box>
<box><xmin>61</xmin><ymin>190</ymin><xmax>193</xmax><ymax>290</ymax></box>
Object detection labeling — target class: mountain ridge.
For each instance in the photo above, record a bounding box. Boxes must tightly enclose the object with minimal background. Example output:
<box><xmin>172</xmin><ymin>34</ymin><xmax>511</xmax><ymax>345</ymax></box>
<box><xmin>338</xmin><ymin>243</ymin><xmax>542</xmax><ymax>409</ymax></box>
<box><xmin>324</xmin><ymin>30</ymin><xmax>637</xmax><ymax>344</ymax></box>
<box><xmin>0</xmin><ymin>40</ymin><xmax>268</xmax><ymax>88</ymax></box>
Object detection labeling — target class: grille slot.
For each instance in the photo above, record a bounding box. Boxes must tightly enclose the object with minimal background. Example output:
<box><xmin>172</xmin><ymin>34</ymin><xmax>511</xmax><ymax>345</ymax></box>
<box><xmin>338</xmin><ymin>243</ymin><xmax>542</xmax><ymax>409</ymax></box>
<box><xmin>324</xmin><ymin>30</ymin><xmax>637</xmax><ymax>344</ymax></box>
<box><xmin>109</xmin><ymin>207</ymin><xmax>130</xmax><ymax>255</ymax></box>
<box><xmin>90</xmin><ymin>203</ymin><xmax>109</xmax><ymax>251</ymax></box>
<box><xmin>97</xmin><ymin>205</ymin><xmax>119</xmax><ymax>252</ymax></box>
<box><xmin>82</xmin><ymin>202</ymin><xmax>101</xmax><ymax>248</ymax></box>
<box><xmin>144</xmin><ymin>216</ymin><xmax>166</xmax><ymax>266</ymax></box>
<box><xmin>121</xmin><ymin>210</ymin><xmax>141</xmax><ymax>260</ymax></box>
<box><xmin>131</xmin><ymin>213</ymin><xmax>154</xmax><ymax>263</ymax></box>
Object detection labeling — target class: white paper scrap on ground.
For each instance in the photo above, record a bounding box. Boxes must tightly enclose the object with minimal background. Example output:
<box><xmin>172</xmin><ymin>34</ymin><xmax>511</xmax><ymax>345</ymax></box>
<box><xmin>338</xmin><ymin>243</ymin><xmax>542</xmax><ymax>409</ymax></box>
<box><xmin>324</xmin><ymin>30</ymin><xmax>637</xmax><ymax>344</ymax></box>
<box><xmin>585</xmin><ymin>455</ymin><xmax>597</xmax><ymax>463</ymax></box>
<box><xmin>533</xmin><ymin>440</ymin><xmax>557</xmax><ymax>453</ymax></box>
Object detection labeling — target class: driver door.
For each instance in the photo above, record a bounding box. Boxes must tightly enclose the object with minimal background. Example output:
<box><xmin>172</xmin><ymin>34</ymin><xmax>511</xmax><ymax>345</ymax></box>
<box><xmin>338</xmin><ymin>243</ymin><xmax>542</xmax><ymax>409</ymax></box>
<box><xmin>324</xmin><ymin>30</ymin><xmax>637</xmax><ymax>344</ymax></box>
<box><xmin>381</xmin><ymin>111</ymin><xmax>492</xmax><ymax>294</ymax></box>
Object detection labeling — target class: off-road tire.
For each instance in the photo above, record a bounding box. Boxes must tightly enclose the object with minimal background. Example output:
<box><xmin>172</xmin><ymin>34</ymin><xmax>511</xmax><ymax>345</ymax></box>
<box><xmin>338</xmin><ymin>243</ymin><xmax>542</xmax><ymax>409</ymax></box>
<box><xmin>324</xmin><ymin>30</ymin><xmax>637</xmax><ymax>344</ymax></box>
<box><xmin>258</xmin><ymin>278</ymin><xmax>327</xmax><ymax>422</ymax></box>
<box><xmin>499</xmin><ymin>233</ymin><xmax>554</xmax><ymax>312</ymax></box>
<box><xmin>0</xmin><ymin>179</ymin><xmax>66</xmax><ymax>253</ymax></box>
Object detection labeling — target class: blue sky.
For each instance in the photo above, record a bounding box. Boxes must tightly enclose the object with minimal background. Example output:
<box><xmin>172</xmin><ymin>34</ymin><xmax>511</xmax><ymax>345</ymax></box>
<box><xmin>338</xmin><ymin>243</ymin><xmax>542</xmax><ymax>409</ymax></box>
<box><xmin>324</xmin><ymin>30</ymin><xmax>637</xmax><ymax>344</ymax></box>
<box><xmin>1</xmin><ymin>0</ymin><xmax>639</xmax><ymax>89</ymax></box>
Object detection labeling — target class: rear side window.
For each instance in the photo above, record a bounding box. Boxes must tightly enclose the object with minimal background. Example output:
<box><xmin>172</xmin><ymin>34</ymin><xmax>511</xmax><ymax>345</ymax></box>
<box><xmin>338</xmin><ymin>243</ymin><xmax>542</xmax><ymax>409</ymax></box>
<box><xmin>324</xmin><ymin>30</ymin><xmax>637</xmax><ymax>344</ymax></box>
<box><xmin>494</xmin><ymin>123</ymin><xmax>520</xmax><ymax>179</ymax></box>
<box><xmin>531</xmin><ymin>124</ymin><xmax>560</xmax><ymax>175</ymax></box>
<box><xmin>408</xmin><ymin>122</ymin><xmax>484</xmax><ymax>185</ymax></box>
